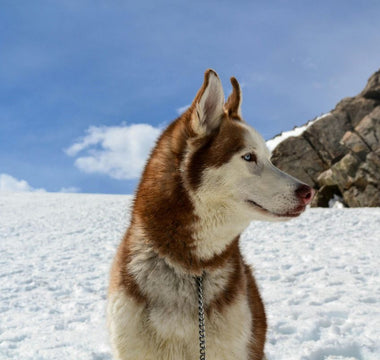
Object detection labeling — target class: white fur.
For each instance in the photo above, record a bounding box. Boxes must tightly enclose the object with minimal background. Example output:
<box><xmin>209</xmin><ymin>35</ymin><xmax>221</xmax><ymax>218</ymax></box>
<box><xmin>107</xmin><ymin>292</ymin><xmax>149</xmax><ymax>360</ymax></box>
<box><xmin>188</xmin><ymin>122</ymin><xmax>306</xmax><ymax>260</ymax></box>
<box><xmin>190</xmin><ymin>171</ymin><xmax>252</xmax><ymax>260</ymax></box>
<box><xmin>238</xmin><ymin>124</ymin><xmax>304</xmax><ymax>217</ymax></box>
<box><xmin>108</xmin><ymin>228</ymin><xmax>253</xmax><ymax>360</ymax></box>
<box><xmin>192</xmin><ymin>71</ymin><xmax>225</xmax><ymax>136</ymax></box>
<box><xmin>108</xmin><ymin>290</ymin><xmax>252</xmax><ymax>360</ymax></box>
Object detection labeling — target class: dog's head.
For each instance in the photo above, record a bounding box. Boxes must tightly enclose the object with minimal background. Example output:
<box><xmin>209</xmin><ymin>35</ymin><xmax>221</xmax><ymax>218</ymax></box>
<box><xmin>181</xmin><ymin>69</ymin><xmax>314</xmax><ymax>222</ymax></box>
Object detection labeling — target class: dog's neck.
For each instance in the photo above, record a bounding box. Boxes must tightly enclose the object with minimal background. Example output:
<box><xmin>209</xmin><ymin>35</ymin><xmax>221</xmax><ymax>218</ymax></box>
<box><xmin>131</xmin><ymin>197</ymin><xmax>248</xmax><ymax>276</ymax></box>
<box><xmin>191</xmin><ymin>199</ymin><xmax>251</xmax><ymax>261</ymax></box>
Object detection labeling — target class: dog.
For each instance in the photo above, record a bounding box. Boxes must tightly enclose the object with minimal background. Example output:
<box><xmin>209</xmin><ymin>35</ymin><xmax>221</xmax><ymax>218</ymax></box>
<box><xmin>107</xmin><ymin>69</ymin><xmax>314</xmax><ymax>360</ymax></box>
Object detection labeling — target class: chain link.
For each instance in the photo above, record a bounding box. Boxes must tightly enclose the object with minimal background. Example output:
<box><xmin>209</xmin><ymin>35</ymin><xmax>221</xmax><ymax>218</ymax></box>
<box><xmin>196</xmin><ymin>274</ymin><xmax>206</xmax><ymax>360</ymax></box>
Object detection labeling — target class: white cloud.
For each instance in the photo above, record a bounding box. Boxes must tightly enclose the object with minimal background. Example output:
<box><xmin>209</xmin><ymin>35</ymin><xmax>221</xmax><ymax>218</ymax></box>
<box><xmin>0</xmin><ymin>173</ymin><xmax>46</xmax><ymax>193</ymax></box>
<box><xmin>65</xmin><ymin>124</ymin><xmax>162</xmax><ymax>180</ymax></box>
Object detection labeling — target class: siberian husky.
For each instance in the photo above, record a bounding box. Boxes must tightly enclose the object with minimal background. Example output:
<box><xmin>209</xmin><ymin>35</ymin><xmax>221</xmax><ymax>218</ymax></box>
<box><xmin>107</xmin><ymin>70</ymin><xmax>314</xmax><ymax>360</ymax></box>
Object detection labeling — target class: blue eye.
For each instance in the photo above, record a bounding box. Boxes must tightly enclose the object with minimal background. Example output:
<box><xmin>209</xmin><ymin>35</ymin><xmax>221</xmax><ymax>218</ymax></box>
<box><xmin>242</xmin><ymin>153</ymin><xmax>257</xmax><ymax>162</ymax></box>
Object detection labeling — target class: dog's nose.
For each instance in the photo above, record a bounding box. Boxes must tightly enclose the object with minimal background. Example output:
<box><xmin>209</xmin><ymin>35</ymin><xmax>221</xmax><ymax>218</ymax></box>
<box><xmin>295</xmin><ymin>184</ymin><xmax>315</xmax><ymax>205</ymax></box>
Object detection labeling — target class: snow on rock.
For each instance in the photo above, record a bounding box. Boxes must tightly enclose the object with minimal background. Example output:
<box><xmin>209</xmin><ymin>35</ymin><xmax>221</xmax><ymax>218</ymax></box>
<box><xmin>328</xmin><ymin>195</ymin><xmax>345</xmax><ymax>209</ymax></box>
<box><xmin>266</xmin><ymin>113</ymin><xmax>330</xmax><ymax>152</ymax></box>
<box><xmin>1</xmin><ymin>193</ymin><xmax>379</xmax><ymax>360</ymax></box>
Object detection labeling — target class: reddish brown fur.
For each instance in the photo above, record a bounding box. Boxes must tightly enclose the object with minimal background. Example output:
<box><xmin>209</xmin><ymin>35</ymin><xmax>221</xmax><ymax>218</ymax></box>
<box><xmin>225</xmin><ymin>77</ymin><xmax>242</xmax><ymax>119</ymax></box>
<box><xmin>245</xmin><ymin>264</ymin><xmax>267</xmax><ymax>360</ymax></box>
<box><xmin>109</xmin><ymin>70</ymin><xmax>267</xmax><ymax>359</ymax></box>
<box><xmin>132</xmin><ymin>116</ymin><xmax>200</xmax><ymax>273</ymax></box>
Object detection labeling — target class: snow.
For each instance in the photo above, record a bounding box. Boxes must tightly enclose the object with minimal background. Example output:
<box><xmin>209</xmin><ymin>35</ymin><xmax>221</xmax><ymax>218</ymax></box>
<box><xmin>329</xmin><ymin>195</ymin><xmax>346</xmax><ymax>209</ymax></box>
<box><xmin>266</xmin><ymin>113</ymin><xmax>330</xmax><ymax>152</ymax></box>
<box><xmin>1</xmin><ymin>192</ymin><xmax>379</xmax><ymax>360</ymax></box>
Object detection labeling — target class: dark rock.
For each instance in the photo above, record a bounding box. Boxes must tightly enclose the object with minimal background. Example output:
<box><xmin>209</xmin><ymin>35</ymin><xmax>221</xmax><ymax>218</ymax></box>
<box><xmin>355</xmin><ymin>108</ymin><xmax>380</xmax><ymax>151</ymax></box>
<box><xmin>343</xmin><ymin>184</ymin><xmax>380</xmax><ymax>207</ymax></box>
<box><xmin>270</xmin><ymin>136</ymin><xmax>326</xmax><ymax>187</ymax></box>
<box><xmin>355</xmin><ymin>150</ymin><xmax>380</xmax><ymax>187</ymax></box>
<box><xmin>302</xmin><ymin>112</ymin><xmax>351</xmax><ymax>165</ymax></box>
<box><xmin>341</xmin><ymin>131</ymin><xmax>370</xmax><ymax>160</ymax></box>
<box><xmin>311</xmin><ymin>185</ymin><xmax>343</xmax><ymax>208</ymax></box>
<box><xmin>360</xmin><ymin>69</ymin><xmax>380</xmax><ymax>100</ymax></box>
<box><xmin>318</xmin><ymin>153</ymin><xmax>360</xmax><ymax>192</ymax></box>
<box><xmin>270</xmin><ymin>69</ymin><xmax>380</xmax><ymax>207</ymax></box>
<box><xmin>335</xmin><ymin>97</ymin><xmax>379</xmax><ymax>127</ymax></box>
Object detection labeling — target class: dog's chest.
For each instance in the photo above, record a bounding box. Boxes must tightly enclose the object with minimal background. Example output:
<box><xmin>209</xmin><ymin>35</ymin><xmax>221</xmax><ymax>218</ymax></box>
<box><xmin>129</xmin><ymin>250</ymin><xmax>233</xmax><ymax>338</ymax></box>
<box><xmin>143</xmin><ymin>267</ymin><xmax>252</xmax><ymax>359</ymax></box>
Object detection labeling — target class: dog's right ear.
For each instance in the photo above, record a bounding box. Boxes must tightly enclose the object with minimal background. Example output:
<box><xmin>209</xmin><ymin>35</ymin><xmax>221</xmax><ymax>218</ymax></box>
<box><xmin>224</xmin><ymin>77</ymin><xmax>242</xmax><ymax>119</ymax></box>
<box><xmin>189</xmin><ymin>69</ymin><xmax>225</xmax><ymax>136</ymax></box>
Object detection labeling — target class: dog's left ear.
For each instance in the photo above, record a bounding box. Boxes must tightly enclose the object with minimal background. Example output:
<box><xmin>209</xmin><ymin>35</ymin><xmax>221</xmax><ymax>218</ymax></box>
<box><xmin>224</xmin><ymin>77</ymin><xmax>242</xmax><ymax>119</ymax></box>
<box><xmin>190</xmin><ymin>69</ymin><xmax>225</xmax><ymax>136</ymax></box>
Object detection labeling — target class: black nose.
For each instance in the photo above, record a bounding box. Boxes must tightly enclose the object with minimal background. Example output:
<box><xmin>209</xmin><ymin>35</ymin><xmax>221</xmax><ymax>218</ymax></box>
<box><xmin>295</xmin><ymin>184</ymin><xmax>314</xmax><ymax>205</ymax></box>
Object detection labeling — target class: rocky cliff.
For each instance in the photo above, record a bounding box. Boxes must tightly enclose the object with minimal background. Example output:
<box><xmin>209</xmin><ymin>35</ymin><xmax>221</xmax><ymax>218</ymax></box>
<box><xmin>271</xmin><ymin>69</ymin><xmax>380</xmax><ymax>207</ymax></box>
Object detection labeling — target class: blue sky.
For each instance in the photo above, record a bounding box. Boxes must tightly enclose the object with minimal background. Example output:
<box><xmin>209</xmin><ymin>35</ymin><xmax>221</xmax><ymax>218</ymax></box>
<box><xmin>1</xmin><ymin>0</ymin><xmax>380</xmax><ymax>194</ymax></box>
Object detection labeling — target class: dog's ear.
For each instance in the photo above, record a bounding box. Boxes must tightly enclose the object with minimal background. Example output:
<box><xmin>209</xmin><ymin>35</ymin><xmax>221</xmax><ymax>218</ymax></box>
<box><xmin>224</xmin><ymin>77</ymin><xmax>242</xmax><ymax>119</ymax></box>
<box><xmin>190</xmin><ymin>69</ymin><xmax>224</xmax><ymax>136</ymax></box>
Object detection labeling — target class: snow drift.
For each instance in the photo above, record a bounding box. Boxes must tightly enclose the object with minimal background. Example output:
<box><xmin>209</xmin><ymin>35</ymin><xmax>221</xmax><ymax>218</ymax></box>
<box><xmin>0</xmin><ymin>192</ymin><xmax>379</xmax><ymax>359</ymax></box>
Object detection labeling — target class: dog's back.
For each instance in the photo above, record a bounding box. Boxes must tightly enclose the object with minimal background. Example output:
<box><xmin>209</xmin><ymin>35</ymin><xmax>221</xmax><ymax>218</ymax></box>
<box><xmin>108</xmin><ymin>70</ymin><xmax>313</xmax><ymax>360</ymax></box>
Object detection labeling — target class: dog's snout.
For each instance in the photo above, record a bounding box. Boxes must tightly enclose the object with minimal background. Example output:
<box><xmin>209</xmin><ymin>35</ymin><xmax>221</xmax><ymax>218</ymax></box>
<box><xmin>295</xmin><ymin>184</ymin><xmax>314</xmax><ymax>205</ymax></box>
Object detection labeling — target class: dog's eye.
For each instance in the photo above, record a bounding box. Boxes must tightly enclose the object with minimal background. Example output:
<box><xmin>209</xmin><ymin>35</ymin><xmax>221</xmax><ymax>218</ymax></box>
<box><xmin>242</xmin><ymin>153</ymin><xmax>257</xmax><ymax>163</ymax></box>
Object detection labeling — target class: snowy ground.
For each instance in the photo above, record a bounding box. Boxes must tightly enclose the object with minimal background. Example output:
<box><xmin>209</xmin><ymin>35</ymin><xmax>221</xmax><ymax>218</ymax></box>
<box><xmin>0</xmin><ymin>192</ymin><xmax>379</xmax><ymax>360</ymax></box>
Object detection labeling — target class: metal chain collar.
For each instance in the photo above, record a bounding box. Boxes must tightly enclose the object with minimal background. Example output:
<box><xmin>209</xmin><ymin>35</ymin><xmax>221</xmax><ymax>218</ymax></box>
<box><xmin>196</xmin><ymin>274</ymin><xmax>206</xmax><ymax>360</ymax></box>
